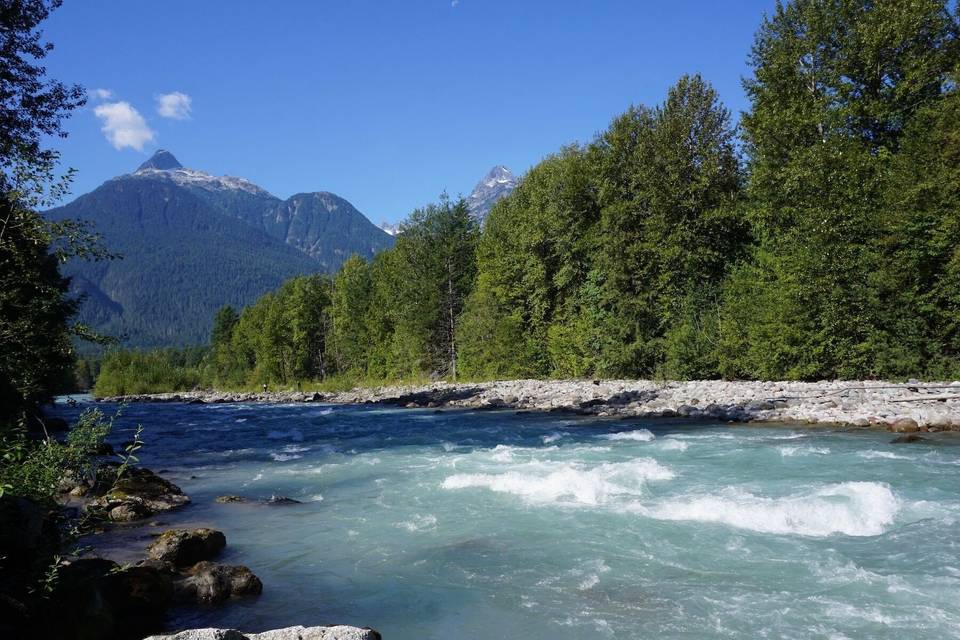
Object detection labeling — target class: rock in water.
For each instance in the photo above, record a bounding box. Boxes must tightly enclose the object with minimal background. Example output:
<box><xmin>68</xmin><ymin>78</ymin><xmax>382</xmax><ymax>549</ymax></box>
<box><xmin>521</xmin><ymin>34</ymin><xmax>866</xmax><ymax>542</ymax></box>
<box><xmin>147</xmin><ymin>528</ymin><xmax>227</xmax><ymax>567</ymax></box>
<box><xmin>144</xmin><ymin>626</ymin><xmax>381</xmax><ymax>640</ymax></box>
<box><xmin>88</xmin><ymin>464</ymin><xmax>190</xmax><ymax>521</ymax></box>
<box><xmin>891</xmin><ymin>433</ymin><xmax>927</xmax><ymax>444</ymax></box>
<box><xmin>251</xmin><ymin>627</ymin><xmax>382</xmax><ymax>640</ymax></box>
<box><xmin>889</xmin><ymin>418</ymin><xmax>920</xmax><ymax>433</ymax></box>
<box><xmin>173</xmin><ymin>561</ymin><xmax>262</xmax><ymax>604</ymax></box>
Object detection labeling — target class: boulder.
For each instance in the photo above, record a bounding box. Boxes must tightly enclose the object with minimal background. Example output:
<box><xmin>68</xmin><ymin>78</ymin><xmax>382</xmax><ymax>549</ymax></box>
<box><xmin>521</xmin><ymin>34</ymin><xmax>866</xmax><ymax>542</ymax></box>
<box><xmin>676</xmin><ymin>404</ymin><xmax>699</xmax><ymax>417</ymax></box>
<box><xmin>215</xmin><ymin>495</ymin><xmax>250</xmax><ymax>504</ymax></box>
<box><xmin>59</xmin><ymin>469</ymin><xmax>91</xmax><ymax>496</ymax></box>
<box><xmin>53</xmin><ymin>558</ymin><xmax>172</xmax><ymax>640</ymax></box>
<box><xmin>0</xmin><ymin>496</ymin><xmax>60</xmax><ymax>606</ymax></box>
<box><xmin>251</xmin><ymin>626</ymin><xmax>382</xmax><ymax>640</ymax></box>
<box><xmin>890</xmin><ymin>433</ymin><xmax>927</xmax><ymax>444</ymax></box>
<box><xmin>147</xmin><ymin>528</ymin><xmax>226</xmax><ymax>567</ymax></box>
<box><xmin>109</xmin><ymin>502</ymin><xmax>151</xmax><ymax>522</ymax></box>
<box><xmin>144</xmin><ymin>626</ymin><xmax>381</xmax><ymax>640</ymax></box>
<box><xmin>173</xmin><ymin>561</ymin><xmax>262</xmax><ymax>604</ymax></box>
<box><xmin>88</xmin><ymin>464</ymin><xmax>189</xmax><ymax>521</ymax></box>
<box><xmin>264</xmin><ymin>495</ymin><xmax>302</xmax><ymax>506</ymax></box>
<box><xmin>889</xmin><ymin>418</ymin><xmax>920</xmax><ymax>433</ymax></box>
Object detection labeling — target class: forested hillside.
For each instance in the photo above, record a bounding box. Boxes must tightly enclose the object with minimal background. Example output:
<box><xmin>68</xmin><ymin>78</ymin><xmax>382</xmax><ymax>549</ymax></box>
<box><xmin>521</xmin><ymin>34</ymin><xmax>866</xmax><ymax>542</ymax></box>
<box><xmin>96</xmin><ymin>0</ymin><xmax>960</xmax><ymax>394</ymax></box>
<box><xmin>48</xmin><ymin>152</ymin><xmax>394</xmax><ymax>350</ymax></box>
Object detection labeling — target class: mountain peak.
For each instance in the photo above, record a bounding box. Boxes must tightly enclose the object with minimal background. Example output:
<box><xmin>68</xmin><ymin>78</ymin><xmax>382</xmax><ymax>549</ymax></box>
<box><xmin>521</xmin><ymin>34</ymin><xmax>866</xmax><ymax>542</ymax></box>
<box><xmin>137</xmin><ymin>149</ymin><xmax>183</xmax><ymax>172</ymax></box>
<box><xmin>467</xmin><ymin>165</ymin><xmax>518</xmax><ymax>224</ymax></box>
<box><xmin>485</xmin><ymin>165</ymin><xmax>513</xmax><ymax>181</ymax></box>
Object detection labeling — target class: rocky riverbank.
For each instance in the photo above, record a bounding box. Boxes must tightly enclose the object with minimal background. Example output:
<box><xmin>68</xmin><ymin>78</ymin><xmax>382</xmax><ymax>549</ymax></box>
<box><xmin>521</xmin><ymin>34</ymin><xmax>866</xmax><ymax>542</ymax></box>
<box><xmin>99</xmin><ymin>379</ymin><xmax>960</xmax><ymax>432</ymax></box>
<box><xmin>144</xmin><ymin>625</ymin><xmax>381</xmax><ymax>640</ymax></box>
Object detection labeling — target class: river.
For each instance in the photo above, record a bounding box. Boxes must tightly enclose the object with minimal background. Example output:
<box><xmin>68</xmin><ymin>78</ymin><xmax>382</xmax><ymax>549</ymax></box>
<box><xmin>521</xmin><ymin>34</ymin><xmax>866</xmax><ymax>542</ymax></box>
<box><xmin>51</xmin><ymin>398</ymin><xmax>960</xmax><ymax>639</ymax></box>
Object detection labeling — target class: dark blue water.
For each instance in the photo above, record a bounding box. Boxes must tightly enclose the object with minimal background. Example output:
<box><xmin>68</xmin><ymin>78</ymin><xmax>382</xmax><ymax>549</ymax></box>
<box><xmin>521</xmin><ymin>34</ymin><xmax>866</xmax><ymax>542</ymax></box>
<box><xmin>52</xmin><ymin>397</ymin><xmax>960</xmax><ymax>639</ymax></box>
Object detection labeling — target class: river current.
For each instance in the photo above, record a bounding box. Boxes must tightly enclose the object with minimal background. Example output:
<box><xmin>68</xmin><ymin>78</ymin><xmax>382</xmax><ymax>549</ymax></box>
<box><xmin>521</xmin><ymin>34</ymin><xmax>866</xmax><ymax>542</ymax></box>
<box><xmin>52</xmin><ymin>398</ymin><xmax>960</xmax><ymax>639</ymax></box>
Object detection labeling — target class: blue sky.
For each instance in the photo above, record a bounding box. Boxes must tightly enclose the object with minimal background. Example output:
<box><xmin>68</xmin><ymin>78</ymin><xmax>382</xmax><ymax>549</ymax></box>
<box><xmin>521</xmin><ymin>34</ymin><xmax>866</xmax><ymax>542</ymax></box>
<box><xmin>44</xmin><ymin>0</ymin><xmax>775</xmax><ymax>225</ymax></box>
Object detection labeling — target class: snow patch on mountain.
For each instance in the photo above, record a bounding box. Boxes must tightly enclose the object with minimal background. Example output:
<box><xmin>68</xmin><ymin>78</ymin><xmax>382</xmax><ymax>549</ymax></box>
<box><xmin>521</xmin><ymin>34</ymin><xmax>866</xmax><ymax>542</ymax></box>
<box><xmin>378</xmin><ymin>221</ymin><xmax>402</xmax><ymax>236</ymax></box>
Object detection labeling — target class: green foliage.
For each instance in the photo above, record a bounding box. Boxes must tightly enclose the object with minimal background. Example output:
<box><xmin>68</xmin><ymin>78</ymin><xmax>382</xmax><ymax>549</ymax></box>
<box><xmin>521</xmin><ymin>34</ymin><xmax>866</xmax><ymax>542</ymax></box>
<box><xmin>594</xmin><ymin>75</ymin><xmax>745</xmax><ymax>375</ymax></box>
<box><xmin>0</xmin><ymin>0</ymin><xmax>112</xmax><ymax>422</ymax></box>
<box><xmin>720</xmin><ymin>0</ymin><xmax>960</xmax><ymax>380</ymax></box>
<box><xmin>0</xmin><ymin>408</ymin><xmax>113</xmax><ymax>503</ymax></box>
<box><xmin>327</xmin><ymin>255</ymin><xmax>373</xmax><ymax>376</ymax></box>
<box><xmin>93</xmin><ymin>348</ymin><xmax>206</xmax><ymax>397</ymax></box>
<box><xmin>459</xmin><ymin>74</ymin><xmax>744</xmax><ymax>379</ymax></box>
<box><xmin>459</xmin><ymin>146</ymin><xmax>600</xmax><ymax>378</ymax></box>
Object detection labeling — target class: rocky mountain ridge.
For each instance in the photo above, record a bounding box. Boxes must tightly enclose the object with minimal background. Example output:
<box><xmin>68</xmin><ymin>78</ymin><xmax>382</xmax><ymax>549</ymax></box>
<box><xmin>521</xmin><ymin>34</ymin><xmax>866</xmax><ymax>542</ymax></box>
<box><xmin>48</xmin><ymin>150</ymin><xmax>393</xmax><ymax>349</ymax></box>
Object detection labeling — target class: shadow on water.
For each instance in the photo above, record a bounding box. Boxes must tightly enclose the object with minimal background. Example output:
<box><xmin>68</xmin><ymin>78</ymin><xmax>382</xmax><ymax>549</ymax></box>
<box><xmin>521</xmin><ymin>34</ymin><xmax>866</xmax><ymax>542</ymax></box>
<box><xmin>47</xmin><ymin>397</ymin><xmax>860</xmax><ymax>469</ymax></box>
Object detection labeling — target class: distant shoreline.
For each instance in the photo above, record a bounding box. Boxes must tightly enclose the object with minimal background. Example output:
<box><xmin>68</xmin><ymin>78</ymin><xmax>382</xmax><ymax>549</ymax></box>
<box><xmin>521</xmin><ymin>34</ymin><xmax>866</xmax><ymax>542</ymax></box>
<box><xmin>96</xmin><ymin>379</ymin><xmax>960</xmax><ymax>433</ymax></box>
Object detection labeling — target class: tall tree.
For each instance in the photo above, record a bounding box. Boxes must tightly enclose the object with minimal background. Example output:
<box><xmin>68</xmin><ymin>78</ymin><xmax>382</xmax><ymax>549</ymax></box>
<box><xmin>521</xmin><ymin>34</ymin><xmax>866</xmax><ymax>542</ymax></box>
<box><xmin>594</xmin><ymin>74</ymin><xmax>744</xmax><ymax>376</ymax></box>
<box><xmin>0</xmin><ymin>0</ymin><xmax>101</xmax><ymax>422</ymax></box>
<box><xmin>458</xmin><ymin>146</ymin><xmax>600</xmax><ymax>378</ymax></box>
<box><xmin>883</xmin><ymin>65</ymin><xmax>960</xmax><ymax>375</ymax></box>
<box><xmin>721</xmin><ymin>0</ymin><xmax>960</xmax><ymax>380</ymax></box>
<box><xmin>390</xmin><ymin>197</ymin><xmax>478</xmax><ymax>379</ymax></box>
<box><xmin>327</xmin><ymin>255</ymin><xmax>373</xmax><ymax>376</ymax></box>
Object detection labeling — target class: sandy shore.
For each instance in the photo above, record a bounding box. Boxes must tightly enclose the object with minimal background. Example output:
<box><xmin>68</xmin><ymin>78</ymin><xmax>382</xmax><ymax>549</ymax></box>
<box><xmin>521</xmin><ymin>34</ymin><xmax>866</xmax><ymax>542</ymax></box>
<box><xmin>97</xmin><ymin>379</ymin><xmax>960</xmax><ymax>432</ymax></box>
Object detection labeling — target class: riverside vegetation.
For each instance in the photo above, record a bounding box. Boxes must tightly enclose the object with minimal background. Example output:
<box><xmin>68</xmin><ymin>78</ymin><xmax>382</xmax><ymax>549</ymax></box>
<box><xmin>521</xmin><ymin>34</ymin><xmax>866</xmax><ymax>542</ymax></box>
<box><xmin>95</xmin><ymin>0</ymin><xmax>960</xmax><ymax>396</ymax></box>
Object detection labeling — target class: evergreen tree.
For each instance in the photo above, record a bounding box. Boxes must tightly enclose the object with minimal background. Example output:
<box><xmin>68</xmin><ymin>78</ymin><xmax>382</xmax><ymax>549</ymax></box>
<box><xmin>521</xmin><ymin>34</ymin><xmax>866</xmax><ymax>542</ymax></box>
<box><xmin>210</xmin><ymin>305</ymin><xmax>239</xmax><ymax>348</ymax></box>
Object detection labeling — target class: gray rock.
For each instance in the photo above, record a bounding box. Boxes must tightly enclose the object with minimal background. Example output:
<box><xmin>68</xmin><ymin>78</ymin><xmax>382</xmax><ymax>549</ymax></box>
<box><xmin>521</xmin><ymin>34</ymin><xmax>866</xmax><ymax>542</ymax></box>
<box><xmin>145</xmin><ymin>626</ymin><xmax>380</xmax><ymax>640</ymax></box>
<box><xmin>890</xmin><ymin>433</ymin><xmax>927</xmax><ymax>444</ymax></box>
<box><xmin>173</xmin><ymin>561</ymin><xmax>262</xmax><ymax>604</ymax></box>
<box><xmin>890</xmin><ymin>418</ymin><xmax>920</xmax><ymax>433</ymax></box>
<box><xmin>144</xmin><ymin>631</ymin><xmax>246</xmax><ymax>640</ymax></box>
<box><xmin>252</xmin><ymin>626</ymin><xmax>382</xmax><ymax>640</ymax></box>
<box><xmin>88</xmin><ymin>464</ymin><xmax>189</xmax><ymax>521</ymax></box>
<box><xmin>147</xmin><ymin>528</ymin><xmax>226</xmax><ymax>567</ymax></box>
<box><xmin>677</xmin><ymin>404</ymin><xmax>698</xmax><ymax>417</ymax></box>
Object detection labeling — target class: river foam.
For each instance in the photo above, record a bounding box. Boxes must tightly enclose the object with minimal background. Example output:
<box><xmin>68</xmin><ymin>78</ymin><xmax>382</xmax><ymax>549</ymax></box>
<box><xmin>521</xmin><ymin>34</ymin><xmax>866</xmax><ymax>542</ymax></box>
<box><xmin>600</xmin><ymin>428</ymin><xmax>656</xmax><ymax>442</ymax></box>
<box><xmin>442</xmin><ymin>458</ymin><xmax>674</xmax><ymax>506</ymax></box>
<box><xmin>639</xmin><ymin>481</ymin><xmax>900</xmax><ymax>537</ymax></box>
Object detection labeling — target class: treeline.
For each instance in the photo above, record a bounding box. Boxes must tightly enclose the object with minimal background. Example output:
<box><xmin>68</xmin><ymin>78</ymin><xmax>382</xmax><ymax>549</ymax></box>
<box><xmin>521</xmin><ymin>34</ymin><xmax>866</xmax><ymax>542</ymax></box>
<box><xmin>94</xmin><ymin>198</ymin><xmax>479</xmax><ymax>394</ymax></box>
<box><xmin>96</xmin><ymin>0</ymin><xmax>960</xmax><ymax>393</ymax></box>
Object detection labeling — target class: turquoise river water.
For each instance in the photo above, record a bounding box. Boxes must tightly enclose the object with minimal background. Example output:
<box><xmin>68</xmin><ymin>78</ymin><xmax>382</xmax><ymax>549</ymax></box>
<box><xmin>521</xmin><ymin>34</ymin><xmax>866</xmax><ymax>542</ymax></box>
<box><xmin>52</xmin><ymin>398</ymin><xmax>960</xmax><ymax>639</ymax></box>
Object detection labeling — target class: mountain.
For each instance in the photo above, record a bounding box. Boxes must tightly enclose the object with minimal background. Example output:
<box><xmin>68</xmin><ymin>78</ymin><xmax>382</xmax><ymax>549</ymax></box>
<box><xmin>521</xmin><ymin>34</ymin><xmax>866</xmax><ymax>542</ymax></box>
<box><xmin>466</xmin><ymin>165</ymin><xmax>517</xmax><ymax>224</ymax></box>
<box><xmin>47</xmin><ymin>150</ymin><xmax>393</xmax><ymax>350</ymax></box>
<box><xmin>377</xmin><ymin>221</ymin><xmax>402</xmax><ymax>236</ymax></box>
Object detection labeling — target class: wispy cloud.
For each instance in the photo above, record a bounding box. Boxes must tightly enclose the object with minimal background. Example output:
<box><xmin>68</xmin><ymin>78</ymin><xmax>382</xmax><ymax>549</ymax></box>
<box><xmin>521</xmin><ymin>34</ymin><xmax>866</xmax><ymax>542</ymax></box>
<box><xmin>156</xmin><ymin>91</ymin><xmax>192</xmax><ymax>120</ymax></box>
<box><xmin>452</xmin><ymin>0</ymin><xmax>460</xmax><ymax>6</ymax></box>
<box><xmin>89</xmin><ymin>88</ymin><xmax>113</xmax><ymax>101</ymax></box>
<box><xmin>94</xmin><ymin>101</ymin><xmax>156</xmax><ymax>151</ymax></box>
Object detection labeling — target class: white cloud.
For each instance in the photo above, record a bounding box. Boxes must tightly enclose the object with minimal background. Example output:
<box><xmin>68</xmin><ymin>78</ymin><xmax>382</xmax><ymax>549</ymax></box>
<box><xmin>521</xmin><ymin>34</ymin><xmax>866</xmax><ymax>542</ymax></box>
<box><xmin>93</xmin><ymin>101</ymin><xmax>156</xmax><ymax>151</ymax></box>
<box><xmin>156</xmin><ymin>91</ymin><xmax>192</xmax><ymax>120</ymax></box>
<box><xmin>89</xmin><ymin>88</ymin><xmax>113</xmax><ymax>101</ymax></box>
